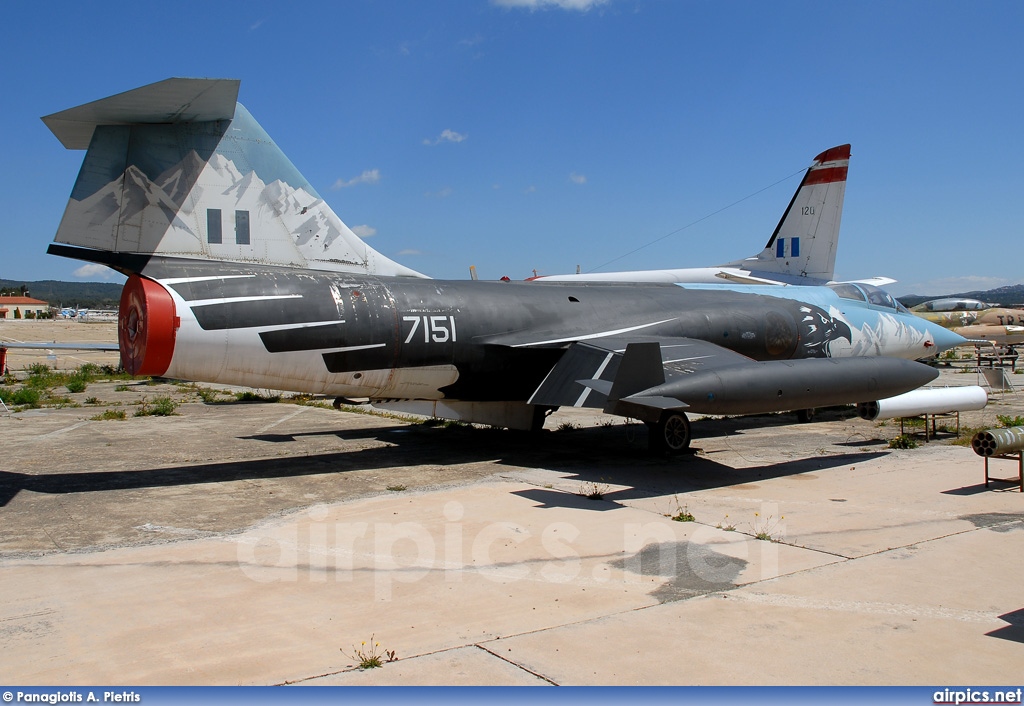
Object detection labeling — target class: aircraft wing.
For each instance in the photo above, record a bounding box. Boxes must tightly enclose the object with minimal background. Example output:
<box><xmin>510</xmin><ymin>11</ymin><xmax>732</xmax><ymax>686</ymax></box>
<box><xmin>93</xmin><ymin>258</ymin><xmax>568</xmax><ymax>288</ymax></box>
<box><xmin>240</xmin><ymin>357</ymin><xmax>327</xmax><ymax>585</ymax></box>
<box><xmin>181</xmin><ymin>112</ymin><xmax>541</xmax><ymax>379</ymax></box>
<box><xmin>712</xmin><ymin>269</ymin><xmax>791</xmax><ymax>285</ymax></box>
<box><xmin>528</xmin><ymin>336</ymin><xmax>753</xmax><ymax>416</ymax></box>
<box><xmin>838</xmin><ymin>276</ymin><xmax>897</xmax><ymax>287</ymax></box>
<box><xmin>0</xmin><ymin>341</ymin><xmax>120</xmax><ymax>351</ymax></box>
<box><xmin>528</xmin><ymin>335</ymin><xmax>937</xmax><ymax>423</ymax></box>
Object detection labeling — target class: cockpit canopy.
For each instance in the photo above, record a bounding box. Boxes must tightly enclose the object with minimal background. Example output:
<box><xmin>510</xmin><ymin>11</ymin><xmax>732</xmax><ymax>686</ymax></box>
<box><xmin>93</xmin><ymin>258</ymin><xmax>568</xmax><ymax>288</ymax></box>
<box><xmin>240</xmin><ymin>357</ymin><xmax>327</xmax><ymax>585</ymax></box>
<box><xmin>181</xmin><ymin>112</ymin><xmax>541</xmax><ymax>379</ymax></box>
<box><xmin>910</xmin><ymin>298</ymin><xmax>993</xmax><ymax>313</ymax></box>
<box><xmin>828</xmin><ymin>282</ymin><xmax>910</xmax><ymax>313</ymax></box>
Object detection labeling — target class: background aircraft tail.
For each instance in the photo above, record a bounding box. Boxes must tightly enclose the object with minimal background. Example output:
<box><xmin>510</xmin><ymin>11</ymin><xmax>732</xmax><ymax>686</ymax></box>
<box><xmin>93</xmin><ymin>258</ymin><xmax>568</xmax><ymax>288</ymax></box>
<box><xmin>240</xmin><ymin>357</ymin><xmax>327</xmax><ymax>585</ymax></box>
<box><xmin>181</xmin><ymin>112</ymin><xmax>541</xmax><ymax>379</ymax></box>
<box><xmin>723</xmin><ymin>144</ymin><xmax>850</xmax><ymax>282</ymax></box>
<box><xmin>43</xmin><ymin>78</ymin><xmax>424</xmax><ymax>278</ymax></box>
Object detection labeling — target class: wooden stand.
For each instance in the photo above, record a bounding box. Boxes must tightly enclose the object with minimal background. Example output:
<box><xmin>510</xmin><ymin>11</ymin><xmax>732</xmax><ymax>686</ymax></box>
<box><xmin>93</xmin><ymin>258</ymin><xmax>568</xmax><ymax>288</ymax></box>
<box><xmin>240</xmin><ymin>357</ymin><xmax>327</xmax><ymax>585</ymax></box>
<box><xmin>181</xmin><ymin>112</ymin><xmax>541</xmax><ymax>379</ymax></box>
<box><xmin>984</xmin><ymin>453</ymin><xmax>1024</xmax><ymax>492</ymax></box>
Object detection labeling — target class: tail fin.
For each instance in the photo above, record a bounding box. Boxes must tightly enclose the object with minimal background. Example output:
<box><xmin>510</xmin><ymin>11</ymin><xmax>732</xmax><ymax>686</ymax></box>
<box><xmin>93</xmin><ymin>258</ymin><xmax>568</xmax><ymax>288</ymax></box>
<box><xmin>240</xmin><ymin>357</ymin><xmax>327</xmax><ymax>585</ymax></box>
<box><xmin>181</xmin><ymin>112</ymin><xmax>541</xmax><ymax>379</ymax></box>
<box><xmin>723</xmin><ymin>144</ymin><xmax>850</xmax><ymax>282</ymax></box>
<box><xmin>43</xmin><ymin>78</ymin><xmax>425</xmax><ymax>278</ymax></box>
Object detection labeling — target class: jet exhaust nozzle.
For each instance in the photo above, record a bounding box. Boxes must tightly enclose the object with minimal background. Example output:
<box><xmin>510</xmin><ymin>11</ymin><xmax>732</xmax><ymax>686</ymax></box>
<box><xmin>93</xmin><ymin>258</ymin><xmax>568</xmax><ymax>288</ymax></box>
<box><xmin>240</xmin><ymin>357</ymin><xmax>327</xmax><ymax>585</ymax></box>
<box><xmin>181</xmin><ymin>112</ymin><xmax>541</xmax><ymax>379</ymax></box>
<box><xmin>118</xmin><ymin>274</ymin><xmax>178</xmax><ymax>376</ymax></box>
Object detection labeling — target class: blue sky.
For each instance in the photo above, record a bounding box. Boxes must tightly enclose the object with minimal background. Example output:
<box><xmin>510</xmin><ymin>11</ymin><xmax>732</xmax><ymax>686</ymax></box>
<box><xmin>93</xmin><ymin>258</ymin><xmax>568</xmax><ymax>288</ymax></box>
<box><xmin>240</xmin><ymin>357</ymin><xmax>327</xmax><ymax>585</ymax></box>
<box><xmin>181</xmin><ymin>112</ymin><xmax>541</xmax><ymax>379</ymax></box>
<box><xmin>1</xmin><ymin>0</ymin><xmax>1021</xmax><ymax>296</ymax></box>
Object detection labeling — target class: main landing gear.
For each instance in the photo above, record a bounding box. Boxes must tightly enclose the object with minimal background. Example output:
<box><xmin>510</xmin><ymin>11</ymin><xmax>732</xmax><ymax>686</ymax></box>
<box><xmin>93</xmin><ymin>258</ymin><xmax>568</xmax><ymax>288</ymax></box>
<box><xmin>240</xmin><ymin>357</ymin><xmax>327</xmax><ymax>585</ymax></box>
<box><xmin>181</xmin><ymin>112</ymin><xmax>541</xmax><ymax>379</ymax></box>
<box><xmin>648</xmin><ymin>410</ymin><xmax>691</xmax><ymax>455</ymax></box>
<box><xmin>796</xmin><ymin>408</ymin><xmax>816</xmax><ymax>423</ymax></box>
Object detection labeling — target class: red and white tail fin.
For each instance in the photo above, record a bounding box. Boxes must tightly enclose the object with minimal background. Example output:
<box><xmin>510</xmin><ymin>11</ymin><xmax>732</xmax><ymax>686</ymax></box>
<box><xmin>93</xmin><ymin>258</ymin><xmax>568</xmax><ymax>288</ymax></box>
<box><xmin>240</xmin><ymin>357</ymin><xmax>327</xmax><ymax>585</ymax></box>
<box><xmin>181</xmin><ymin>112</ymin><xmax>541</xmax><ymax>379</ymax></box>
<box><xmin>725</xmin><ymin>144</ymin><xmax>849</xmax><ymax>282</ymax></box>
<box><xmin>533</xmin><ymin>144</ymin><xmax>851</xmax><ymax>285</ymax></box>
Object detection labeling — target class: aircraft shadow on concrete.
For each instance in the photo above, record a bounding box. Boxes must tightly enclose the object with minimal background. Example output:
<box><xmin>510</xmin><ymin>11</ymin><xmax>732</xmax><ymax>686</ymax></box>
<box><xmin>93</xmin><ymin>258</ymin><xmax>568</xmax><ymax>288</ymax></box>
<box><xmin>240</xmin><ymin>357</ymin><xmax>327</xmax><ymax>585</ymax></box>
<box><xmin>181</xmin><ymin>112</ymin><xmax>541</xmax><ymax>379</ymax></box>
<box><xmin>0</xmin><ymin>421</ymin><xmax>888</xmax><ymax>508</ymax></box>
<box><xmin>987</xmin><ymin>609</ymin><xmax>1024</xmax><ymax>644</ymax></box>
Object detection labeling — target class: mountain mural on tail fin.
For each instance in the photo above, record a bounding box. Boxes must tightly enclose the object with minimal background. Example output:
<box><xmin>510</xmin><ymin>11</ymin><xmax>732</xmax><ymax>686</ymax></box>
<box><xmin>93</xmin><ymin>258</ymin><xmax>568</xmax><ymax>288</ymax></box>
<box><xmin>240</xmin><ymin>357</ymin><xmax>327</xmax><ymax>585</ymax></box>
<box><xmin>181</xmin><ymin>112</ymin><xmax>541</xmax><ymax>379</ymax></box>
<box><xmin>45</xmin><ymin>79</ymin><xmax>425</xmax><ymax>278</ymax></box>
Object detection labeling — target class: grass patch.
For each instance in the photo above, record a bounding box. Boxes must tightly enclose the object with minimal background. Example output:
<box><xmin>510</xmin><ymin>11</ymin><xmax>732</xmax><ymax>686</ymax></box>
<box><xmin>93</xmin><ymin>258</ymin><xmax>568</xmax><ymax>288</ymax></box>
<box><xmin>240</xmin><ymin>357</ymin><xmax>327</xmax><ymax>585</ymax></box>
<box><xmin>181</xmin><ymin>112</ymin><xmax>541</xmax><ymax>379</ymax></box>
<box><xmin>671</xmin><ymin>506</ymin><xmax>695</xmax><ymax>522</ymax></box>
<box><xmin>888</xmin><ymin>434</ymin><xmax>919</xmax><ymax>449</ymax></box>
<box><xmin>196</xmin><ymin>387</ymin><xmax>223</xmax><ymax>404</ymax></box>
<box><xmin>134</xmin><ymin>396</ymin><xmax>178</xmax><ymax>417</ymax></box>
<box><xmin>0</xmin><ymin>387</ymin><xmax>42</xmax><ymax>408</ymax></box>
<box><xmin>716</xmin><ymin>515</ymin><xmax>736</xmax><ymax>532</ymax></box>
<box><xmin>386</xmin><ymin>484</ymin><xmax>407</xmax><ymax>492</ymax></box>
<box><xmin>41</xmin><ymin>392</ymin><xmax>76</xmax><ymax>408</ymax></box>
<box><xmin>65</xmin><ymin>374</ymin><xmax>88</xmax><ymax>393</ymax></box>
<box><xmin>996</xmin><ymin>414</ymin><xmax>1024</xmax><ymax>428</ymax></box>
<box><xmin>577</xmin><ymin>480</ymin><xmax>610</xmax><ymax>500</ymax></box>
<box><xmin>284</xmin><ymin>393</ymin><xmax>332</xmax><ymax>409</ymax></box>
<box><xmin>91</xmin><ymin>409</ymin><xmax>127</xmax><ymax>421</ymax></box>
<box><xmin>341</xmin><ymin>635</ymin><xmax>397</xmax><ymax>670</ymax></box>
<box><xmin>750</xmin><ymin>512</ymin><xmax>785</xmax><ymax>542</ymax></box>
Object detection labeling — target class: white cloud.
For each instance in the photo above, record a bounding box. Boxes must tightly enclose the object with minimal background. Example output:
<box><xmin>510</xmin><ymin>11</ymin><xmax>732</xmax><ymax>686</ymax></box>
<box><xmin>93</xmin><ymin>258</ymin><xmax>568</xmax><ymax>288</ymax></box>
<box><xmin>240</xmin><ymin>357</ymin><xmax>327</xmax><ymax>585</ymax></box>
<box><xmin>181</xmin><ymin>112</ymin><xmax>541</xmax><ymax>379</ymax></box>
<box><xmin>397</xmin><ymin>249</ymin><xmax>423</xmax><ymax>256</ymax></box>
<box><xmin>569</xmin><ymin>172</ymin><xmax>587</xmax><ymax>185</ymax></box>
<box><xmin>249</xmin><ymin>19</ymin><xmax>264</xmax><ymax>30</ymax></box>
<box><xmin>331</xmin><ymin>169</ymin><xmax>381</xmax><ymax>189</ymax></box>
<box><xmin>492</xmin><ymin>0</ymin><xmax>610</xmax><ymax>11</ymax></box>
<box><xmin>523</xmin><ymin>185</ymin><xmax>537</xmax><ymax>194</ymax></box>
<box><xmin>424</xmin><ymin>187</ymin><xmax>453</xmax><ymax>198</ymax></box>
<box><xmin>72</xmin><ymin>264</ymin><xmax>114</xmax><ymax>280</ymax></box>
<box><xmin>351</xmin><ymin>225</ymin><xmax>377</xmax><ymax>239</ymax></box>
<box><xmin>423</xmin><ymin>129</ymin><xmax>468</xmax><ymax>146</ymax></box>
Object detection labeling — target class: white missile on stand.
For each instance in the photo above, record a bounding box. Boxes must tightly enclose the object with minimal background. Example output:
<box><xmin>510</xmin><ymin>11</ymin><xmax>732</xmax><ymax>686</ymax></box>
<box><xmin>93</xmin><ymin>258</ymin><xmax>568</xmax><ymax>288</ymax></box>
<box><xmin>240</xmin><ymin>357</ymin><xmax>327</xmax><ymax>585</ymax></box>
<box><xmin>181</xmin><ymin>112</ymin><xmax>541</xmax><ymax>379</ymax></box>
<box><xmin>857</xmin><ymin>386</ymin><xmax>988</xmax><ymax>421</ymax></box>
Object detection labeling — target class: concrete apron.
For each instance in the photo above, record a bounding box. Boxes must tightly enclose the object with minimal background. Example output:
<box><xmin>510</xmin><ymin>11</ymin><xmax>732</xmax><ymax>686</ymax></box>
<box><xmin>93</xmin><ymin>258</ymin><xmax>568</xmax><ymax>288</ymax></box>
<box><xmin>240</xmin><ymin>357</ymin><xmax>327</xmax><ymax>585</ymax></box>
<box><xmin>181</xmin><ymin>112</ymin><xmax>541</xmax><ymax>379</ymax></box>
<box><xmin>1</xmin><ymin>447</ymin><xmax>1022</xmax><ymax>686</ymax></box>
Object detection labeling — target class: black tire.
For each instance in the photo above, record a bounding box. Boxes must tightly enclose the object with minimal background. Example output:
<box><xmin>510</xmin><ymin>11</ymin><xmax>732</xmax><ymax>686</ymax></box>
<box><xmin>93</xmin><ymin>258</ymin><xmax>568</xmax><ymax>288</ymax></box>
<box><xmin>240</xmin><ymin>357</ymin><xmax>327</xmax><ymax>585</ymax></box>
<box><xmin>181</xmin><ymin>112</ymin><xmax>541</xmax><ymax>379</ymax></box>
<box><xmin>796</xmin><ymin>408</ymin><xmax>815</xmax><ymax>423</ymax></box>
<box><xmin>650</xmin><ymin>411</ymin><xmax>691</xmax><ymax>454</ymax></box>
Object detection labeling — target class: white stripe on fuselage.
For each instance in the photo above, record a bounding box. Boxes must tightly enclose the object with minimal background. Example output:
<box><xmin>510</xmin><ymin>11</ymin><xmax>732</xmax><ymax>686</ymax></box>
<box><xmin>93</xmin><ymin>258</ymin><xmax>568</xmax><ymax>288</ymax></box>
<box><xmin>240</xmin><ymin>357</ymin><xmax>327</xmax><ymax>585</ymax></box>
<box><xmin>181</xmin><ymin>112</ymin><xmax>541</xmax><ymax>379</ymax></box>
<box><xmin>159</xmin><ymin>274</ymin><xmax>257</xmax><ymax>285</ymax></box>
<box><xmin>512</xmin><ymin>318</ymin><xmax>677</xmax><ymax>347</ymax></box>
<box><xmin>187</xmin><ymin>294</ymin><xmax>304</xmax><ymax>307</ymax></box>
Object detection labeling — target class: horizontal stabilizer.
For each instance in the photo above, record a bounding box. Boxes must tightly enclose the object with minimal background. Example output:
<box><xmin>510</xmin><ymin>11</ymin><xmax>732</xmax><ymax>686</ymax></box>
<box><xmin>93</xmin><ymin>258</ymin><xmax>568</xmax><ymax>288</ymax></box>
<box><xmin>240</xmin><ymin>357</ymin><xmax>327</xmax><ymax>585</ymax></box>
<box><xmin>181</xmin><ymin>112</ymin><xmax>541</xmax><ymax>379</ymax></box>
<box><xmin>43</xmin><ymin>78</ymin><xmax>240</xmax><ymax>149</ymax></box>
<box><xmin>44</xmin><ymin>77</ymin><xmax>425</xmax><ymax>279</ymax></box>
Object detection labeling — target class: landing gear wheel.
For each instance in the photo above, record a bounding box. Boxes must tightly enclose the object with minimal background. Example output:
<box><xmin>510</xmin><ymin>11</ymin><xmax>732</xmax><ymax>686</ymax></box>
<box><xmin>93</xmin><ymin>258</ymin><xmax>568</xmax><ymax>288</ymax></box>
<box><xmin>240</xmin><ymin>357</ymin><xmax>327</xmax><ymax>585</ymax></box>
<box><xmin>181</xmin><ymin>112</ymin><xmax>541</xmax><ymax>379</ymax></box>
<box><xmin>796</xmin><ymin>408</ymin><xmax>815</xmax><ymax>423</ymax></box>
<box><xmin>649</xmin><ymin>411</ymin><xmax>691</xmax><ymax>455</ymax></box>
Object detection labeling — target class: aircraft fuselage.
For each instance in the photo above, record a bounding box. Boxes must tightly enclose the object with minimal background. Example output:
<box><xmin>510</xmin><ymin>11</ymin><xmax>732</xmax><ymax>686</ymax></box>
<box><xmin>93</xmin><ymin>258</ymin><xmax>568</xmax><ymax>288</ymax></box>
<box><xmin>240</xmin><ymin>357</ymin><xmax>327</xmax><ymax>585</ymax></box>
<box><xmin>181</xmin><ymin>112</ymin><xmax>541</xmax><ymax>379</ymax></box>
<box><xmin>121</xmin><ymin>257</ymin><xmax>956</xmax><ymax>405</ymax></box>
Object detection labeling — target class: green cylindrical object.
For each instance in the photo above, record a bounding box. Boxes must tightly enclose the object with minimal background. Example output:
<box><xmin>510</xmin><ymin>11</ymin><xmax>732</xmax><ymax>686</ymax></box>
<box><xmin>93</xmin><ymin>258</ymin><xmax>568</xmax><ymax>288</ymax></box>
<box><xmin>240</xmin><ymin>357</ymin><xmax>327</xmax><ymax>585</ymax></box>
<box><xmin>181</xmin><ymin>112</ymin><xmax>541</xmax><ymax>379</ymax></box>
<box><xmin>971</xmin><ymin>426</ymin><xmax>1024</xmax><ymax>457</ymax></box>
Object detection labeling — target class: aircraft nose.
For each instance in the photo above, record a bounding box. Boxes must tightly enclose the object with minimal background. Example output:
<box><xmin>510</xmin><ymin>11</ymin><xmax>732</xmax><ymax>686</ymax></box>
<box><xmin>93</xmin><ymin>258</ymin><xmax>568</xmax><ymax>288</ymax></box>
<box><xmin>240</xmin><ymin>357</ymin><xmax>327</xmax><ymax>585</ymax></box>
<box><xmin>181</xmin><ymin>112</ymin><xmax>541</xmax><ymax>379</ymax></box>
<box><xmin>927</xmin><ymin>321</ymin><xmax>968</xmax><ymax>353</ymax></box>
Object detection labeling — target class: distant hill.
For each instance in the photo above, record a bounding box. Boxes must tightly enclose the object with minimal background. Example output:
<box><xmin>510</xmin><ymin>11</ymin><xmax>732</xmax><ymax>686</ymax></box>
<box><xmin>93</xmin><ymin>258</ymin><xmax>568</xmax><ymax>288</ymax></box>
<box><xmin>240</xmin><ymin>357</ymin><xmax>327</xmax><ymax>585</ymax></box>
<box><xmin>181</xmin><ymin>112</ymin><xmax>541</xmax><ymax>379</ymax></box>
<box><xmin>0</xmin><ymin>279</ymin><xmax>124</xmax><ymax>309</ymax></box>
<box><xmin>898</xmin><ymin>285</ymin><xmax>1024</xmax><ymax>309</ymax></box>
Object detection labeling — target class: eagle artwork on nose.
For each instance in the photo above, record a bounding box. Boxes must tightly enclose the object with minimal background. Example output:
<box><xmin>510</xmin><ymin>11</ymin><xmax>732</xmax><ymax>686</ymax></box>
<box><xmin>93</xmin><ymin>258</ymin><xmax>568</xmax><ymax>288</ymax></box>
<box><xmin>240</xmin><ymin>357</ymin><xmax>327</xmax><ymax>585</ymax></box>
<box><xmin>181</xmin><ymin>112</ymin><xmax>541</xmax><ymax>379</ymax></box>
<box><xmin>799</xmin><ymin>304</ymin><xmax>853</xmax><ymax>358</ymax></box>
